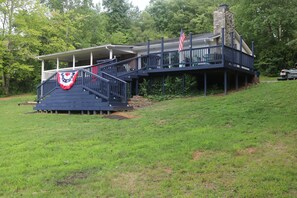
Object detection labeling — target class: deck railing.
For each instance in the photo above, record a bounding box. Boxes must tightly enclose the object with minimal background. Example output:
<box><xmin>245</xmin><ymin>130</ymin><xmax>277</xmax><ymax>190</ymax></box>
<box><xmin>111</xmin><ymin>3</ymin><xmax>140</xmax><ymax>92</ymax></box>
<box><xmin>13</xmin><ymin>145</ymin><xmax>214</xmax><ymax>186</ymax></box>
<box><xmin>81</xmin><ymin>69</ymin><xmax>110</xmax><ymax>100</ymax></box>
<box><xmin>37</xmin><ymin>72</ymin><xmax>57</xmax><ymax>102</ymax></box>
<box><xmin>224</xmin><ymin>46</ymin><xmax>254</xmax><ymax>70</ymax></box>
<box><xmin>37</xmin><ymin>68</ymin><xmax>128</xmax><ymax>103</ymax></box>
<box><xmin>101</xmin><ymin>72</ymin><xmax>127</xmax><ymax>103</ymax></box>
<box><xmin>143</xmin><ymin>46</ymin><xmax>223</xmax><ymax>69</ymax></box>
<box><xmin>41</xmin><ymin>45</ymin><xmax>254</xmax><ymax>83</ymax></box>
<box><xmin>100</xmin><ymin>56</ymin><xmax>142</xmax><ymax>76</ymax></box>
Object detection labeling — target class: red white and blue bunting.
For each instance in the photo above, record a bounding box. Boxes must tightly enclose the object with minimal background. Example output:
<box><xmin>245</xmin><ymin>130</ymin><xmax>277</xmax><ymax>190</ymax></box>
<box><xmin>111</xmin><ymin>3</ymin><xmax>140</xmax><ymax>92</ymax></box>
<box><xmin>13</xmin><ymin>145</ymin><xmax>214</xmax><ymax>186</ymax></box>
<box><xmin>57</xmin><ymin>71</ymin><xmax>79</xmax><ymax>90</ymax></box>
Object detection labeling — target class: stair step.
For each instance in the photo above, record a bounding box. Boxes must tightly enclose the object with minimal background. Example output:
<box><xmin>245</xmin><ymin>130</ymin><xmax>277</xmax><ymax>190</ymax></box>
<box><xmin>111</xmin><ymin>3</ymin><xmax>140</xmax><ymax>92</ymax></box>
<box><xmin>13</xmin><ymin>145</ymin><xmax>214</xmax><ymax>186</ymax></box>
<box><xmin>37</xmin><ymin>67</ymin><xmax>136</xmax><ymax>112</ymax></box>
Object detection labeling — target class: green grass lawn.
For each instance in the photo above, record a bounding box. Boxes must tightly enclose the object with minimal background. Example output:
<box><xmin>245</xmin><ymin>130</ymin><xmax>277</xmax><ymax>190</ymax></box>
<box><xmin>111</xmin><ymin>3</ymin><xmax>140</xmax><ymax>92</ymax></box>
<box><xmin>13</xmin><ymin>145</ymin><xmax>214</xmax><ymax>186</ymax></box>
<box><xmin>0</xmin><ymin>81</ymin><xmax>296</xmax><ymax>197</ymax></box>
<box><xmin>260</xmin><ymin>75</ymin><xmax>278</xmax><ymax>82</ymax></box>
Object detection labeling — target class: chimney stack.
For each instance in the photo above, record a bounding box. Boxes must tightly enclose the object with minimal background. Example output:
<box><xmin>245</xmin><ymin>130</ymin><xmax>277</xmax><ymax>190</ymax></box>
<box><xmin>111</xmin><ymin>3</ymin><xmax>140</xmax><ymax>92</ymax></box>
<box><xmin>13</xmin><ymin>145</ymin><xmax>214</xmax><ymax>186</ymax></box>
<box><xmin>213</xmin><ymin>4</ymin><xmax>235</xmax><ymax>46</ymax></box>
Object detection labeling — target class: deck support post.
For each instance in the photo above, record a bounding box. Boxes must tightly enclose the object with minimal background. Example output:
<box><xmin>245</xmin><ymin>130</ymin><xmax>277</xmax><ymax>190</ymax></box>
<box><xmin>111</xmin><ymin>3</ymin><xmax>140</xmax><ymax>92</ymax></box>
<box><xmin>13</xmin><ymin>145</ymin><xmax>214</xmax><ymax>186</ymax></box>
<box><xmin>135</xmin><ymin>79</ymin><xmax>139</xmax><ymax>95</ymax></box>
<box><xmin>93</xmin><ymin>111</ymin><xmax>96</xmax><ymax>115</ymax></box>
<box><xmin>236</xmin><ymin>72</ymin><xmax>239</xmax><ymax>90</ymax></box>
<box><xmin>68</xmin><ymin>111</ymin><xmax>71</xmax><ymax>115</ymax></box>
<box><xmin>162</xmin><ymin>75</ymin><xmax>165</xmax><ymax>95</ymax></box>
<box><xmin>81</xmin><ymin>110</ymin><xmax>83</xmax><ymax>115</ymax></box>
<box><xmin>161</xmin><ymin>37</ymin><xmax>164</xmax><ymax>68</ymax></box>
<box><xmin>72</xmin><ymin>55</ymin><xmax>76</xmax><ymax>69</ymax></box>
<box><xmin>224</xmin><ymin>70</ymin><xmax>228</xmax><ymax>95</ymax></box>
<box><xmin>182</xmin><ymin>74</ymin><xmax>185</xmax><ymax>95</ymax></box>
<box><xmin>130</xmin><ymin>82</ymin><xmax>132</xmax><ymax>97</ymax></box>
<box><xmin>204</xmin><ymin>72</ymin><xmax>207</xmax><ymax>96</ymax></box>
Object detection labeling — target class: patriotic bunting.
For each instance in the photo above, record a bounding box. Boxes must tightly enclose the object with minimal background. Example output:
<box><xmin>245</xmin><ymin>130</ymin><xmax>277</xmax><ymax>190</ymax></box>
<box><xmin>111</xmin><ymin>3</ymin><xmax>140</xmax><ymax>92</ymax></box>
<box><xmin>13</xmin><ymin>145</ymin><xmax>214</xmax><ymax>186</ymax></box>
<box><xmin>57</xmin><ymin>71</ymin><xmax>79</xmax><ymax>90</ymax></box>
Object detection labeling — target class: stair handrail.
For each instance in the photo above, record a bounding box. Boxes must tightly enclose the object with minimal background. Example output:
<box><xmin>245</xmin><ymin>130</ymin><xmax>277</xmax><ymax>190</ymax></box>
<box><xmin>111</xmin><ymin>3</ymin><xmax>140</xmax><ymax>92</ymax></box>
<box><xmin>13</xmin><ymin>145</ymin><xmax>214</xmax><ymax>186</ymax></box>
<box><xmin>80</xmin><ymin>69</ymin><xmax>111</xmax><ymax>100</ymax></box>
<box><xmin>36</xmin><ymin>71</ymin><xmax>58</xmax><ymax>102</ymax></box>
<box><xmin>99</xmin><ymin>55</ymin><xmax>147</xmax><ymax>75</ymax></box>
<box><xmin>83</xmin><ymin>58</ymin><xmax>117</xmax><ymax>70</ymax></box>
<box><xmin>101</xmin><ymin>71</ymin><xmax>127</xmax><ymax>103</ymax></box>
<box><xmin>117</xmin><ymin>66</ymin><xmax>147</xmax><ymax>78</ymax></box>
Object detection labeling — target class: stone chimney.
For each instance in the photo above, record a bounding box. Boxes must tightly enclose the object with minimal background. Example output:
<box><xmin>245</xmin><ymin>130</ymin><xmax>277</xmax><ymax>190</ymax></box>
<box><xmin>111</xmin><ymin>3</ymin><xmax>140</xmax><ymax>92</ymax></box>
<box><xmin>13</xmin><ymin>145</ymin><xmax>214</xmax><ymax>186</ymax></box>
<box><xmin>213</xmin><ymin>4</ymin><xmax>235</xmax><ymax>46</ymax></box>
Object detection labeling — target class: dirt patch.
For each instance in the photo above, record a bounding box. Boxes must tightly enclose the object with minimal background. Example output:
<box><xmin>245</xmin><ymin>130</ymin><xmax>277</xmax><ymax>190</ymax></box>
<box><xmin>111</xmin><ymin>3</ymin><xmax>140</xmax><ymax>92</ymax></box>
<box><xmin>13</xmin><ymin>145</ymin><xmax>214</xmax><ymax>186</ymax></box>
<box><xmin>112</xmin><ymin>172</ymin><xmax>141</xmax><ymax>194</ymax></box>
<box><xmin>104</xmin><ymin>112</ymin><xmax>138</xmax><ymax>120</ymax></box>
<box><xmin>204</xmin><ymin>182</ymin><xmax>217</xmax><ymax>190</ymax></box>
<box><xmin>0</xmin><ymin>94</ymin><xmax>31</xmax><ymax>101</ymax></box>
<box><xmin>192</xmin><ymin>150</ymin><xmax>204</xmax><ymax>161</ymax></box>
<box><xmin>18</xmin><ymin>101</ymin><xmax>37</xmax><ymax>106</ymax></box>
<box><xmin>156</xmin><ymin>119</ymin><xmax>167</xmax><ymax>125</ymax></box>
<box><xmin>236</xmin><ymin>147</ymin><xmax>257</xmax><ymax>156</ymax></box>
<box><xmin>245</xmin><ymin>147</ymin><xmax>257</xmax><ymax>154</ymax></box>
<box><xmin>164</xmin><ymin>167</ymin><xmax>173</xmax><ymax>174</ymax></box>
<box><xmin>112</xmin><ymin>167</ymin><xmax>174</xmax><ymax>195</ymax></box>
<box><xmin>128</xmin><ymin>95</ymin><xmax>154</xmax><ymax>109</ymax></box>
<box><xmin>56</xmin><ymin>171</ymin><xmax>88</xmax><ymax>186</ymax></box>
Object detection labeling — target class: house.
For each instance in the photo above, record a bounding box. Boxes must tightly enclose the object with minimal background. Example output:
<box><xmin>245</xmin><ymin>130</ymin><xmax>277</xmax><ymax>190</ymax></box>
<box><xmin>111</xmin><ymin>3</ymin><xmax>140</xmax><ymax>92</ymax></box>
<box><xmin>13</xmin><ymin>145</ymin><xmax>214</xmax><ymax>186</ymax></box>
<box><xmin>35</xmin><ymin>4</ymin><xmax>255</xmax><ymax>114</ymax></box>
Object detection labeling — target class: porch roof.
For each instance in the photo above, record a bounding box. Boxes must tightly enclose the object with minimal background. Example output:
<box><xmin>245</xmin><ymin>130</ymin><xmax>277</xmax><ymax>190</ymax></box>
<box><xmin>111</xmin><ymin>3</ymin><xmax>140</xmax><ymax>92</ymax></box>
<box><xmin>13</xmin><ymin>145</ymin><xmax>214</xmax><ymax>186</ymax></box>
<box><xmin>36</xmin><ymin>44</ymin><xmax>135</xmax><ymax>62</ymax></box>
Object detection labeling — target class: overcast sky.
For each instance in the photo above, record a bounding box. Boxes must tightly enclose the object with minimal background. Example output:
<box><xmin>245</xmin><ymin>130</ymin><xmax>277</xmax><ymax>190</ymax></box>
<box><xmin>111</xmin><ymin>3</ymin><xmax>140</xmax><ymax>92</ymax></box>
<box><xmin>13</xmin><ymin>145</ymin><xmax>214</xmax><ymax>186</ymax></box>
<box><xmin>94</xmin><ymin>0</ymin><xmax>150</xmax><ymax>11</ymax></box>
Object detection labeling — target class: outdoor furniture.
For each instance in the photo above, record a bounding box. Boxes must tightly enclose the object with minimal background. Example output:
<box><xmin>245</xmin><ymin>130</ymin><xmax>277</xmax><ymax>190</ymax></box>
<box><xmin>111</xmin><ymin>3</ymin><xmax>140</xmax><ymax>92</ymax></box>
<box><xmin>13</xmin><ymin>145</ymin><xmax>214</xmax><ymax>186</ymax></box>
<box><xmin>203</xmin><ymin>53</ymin><xmax>222</xmax><ymax>64</ymax></box>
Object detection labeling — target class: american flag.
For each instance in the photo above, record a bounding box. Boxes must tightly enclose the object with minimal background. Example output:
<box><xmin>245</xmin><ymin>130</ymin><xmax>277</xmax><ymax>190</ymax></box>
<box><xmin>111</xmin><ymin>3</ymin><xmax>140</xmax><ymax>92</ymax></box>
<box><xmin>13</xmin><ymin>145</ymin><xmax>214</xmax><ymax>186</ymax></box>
<box><xmin>178</xmin><ymin>29</ymin><xmax>186</xmax><ymax>51</ymax></box>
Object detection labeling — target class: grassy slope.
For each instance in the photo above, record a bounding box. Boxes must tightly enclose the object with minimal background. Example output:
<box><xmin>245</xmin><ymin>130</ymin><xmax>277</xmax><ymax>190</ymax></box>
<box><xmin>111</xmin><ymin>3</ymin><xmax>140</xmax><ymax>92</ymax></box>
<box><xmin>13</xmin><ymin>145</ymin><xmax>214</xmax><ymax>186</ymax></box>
<box><xmin>0</xmin><ymin>82</ymin><xmax>296</xmax><ymax>197</ymax></box>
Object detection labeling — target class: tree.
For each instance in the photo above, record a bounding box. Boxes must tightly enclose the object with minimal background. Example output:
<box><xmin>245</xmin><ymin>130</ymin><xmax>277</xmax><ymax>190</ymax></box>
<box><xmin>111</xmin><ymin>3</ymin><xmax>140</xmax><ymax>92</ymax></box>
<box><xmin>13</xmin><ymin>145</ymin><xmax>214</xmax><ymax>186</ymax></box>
<box><xmin>40</xmin><ymin>0</ymin><xmax>94</xmax><ymax>13</ymax></box>
<box><xmin>0</xmin><ymin>0</ymin><xmax>37</xmax><ymax>94</ymax></box>
<box><xmin>147</xmin><ymin>0</ymin><xmax>222</xmax><ymax>37</ymax></box>
<box><xmin>232</xmin><ymin>0</ymin><xmax>297</xmax><ymax>75</ymax></box>
<box><xmin>102</xmin><ymin>0</ymin><xmax>130</xmax><ymax>32</ymax></box>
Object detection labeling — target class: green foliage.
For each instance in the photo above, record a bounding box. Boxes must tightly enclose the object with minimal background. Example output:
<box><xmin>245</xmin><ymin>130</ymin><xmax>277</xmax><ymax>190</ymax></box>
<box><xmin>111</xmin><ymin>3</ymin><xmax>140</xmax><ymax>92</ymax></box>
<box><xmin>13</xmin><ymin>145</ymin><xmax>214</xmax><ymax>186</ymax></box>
<box><xmin>0</xmin><ymin>82</ymin><xmax>296</xmax><ymax>196</ymax></box>
<box><xmin>232</xmin><ymin>0</ymin><xmax>297</xmax><ymax>75</ymax></box>
<box><xmin>139</xmin><ymin>74</ymin><xmax>197</xmax><ymax>100</ymax></box>
<box><xmin>102</xmin><ymin>0</ymin><xmax>131</xmax><ymax>33</ymax></box>
<box><xmin>139</xmin><ymin>78</ymin><xmax>149</xmax><ymax>97</ymax></box>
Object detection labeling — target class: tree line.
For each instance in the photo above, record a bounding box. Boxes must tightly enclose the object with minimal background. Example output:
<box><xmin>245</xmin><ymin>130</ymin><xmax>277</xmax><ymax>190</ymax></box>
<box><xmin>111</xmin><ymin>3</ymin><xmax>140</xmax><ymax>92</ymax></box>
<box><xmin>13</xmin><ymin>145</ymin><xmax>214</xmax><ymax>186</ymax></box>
<box><xmin>0</xmin><ymin>0</ymin><xmax>296</xmax><ymax>95</ymax></box>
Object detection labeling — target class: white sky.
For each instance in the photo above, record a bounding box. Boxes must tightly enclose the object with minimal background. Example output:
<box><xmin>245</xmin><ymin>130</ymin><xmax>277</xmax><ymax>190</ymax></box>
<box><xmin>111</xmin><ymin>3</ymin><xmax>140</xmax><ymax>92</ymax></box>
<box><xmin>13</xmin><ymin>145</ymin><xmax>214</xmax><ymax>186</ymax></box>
<box><xmin>95</xmin><ymin>0</ymin><xmax>150</xmax><ymax>11</ymax></box>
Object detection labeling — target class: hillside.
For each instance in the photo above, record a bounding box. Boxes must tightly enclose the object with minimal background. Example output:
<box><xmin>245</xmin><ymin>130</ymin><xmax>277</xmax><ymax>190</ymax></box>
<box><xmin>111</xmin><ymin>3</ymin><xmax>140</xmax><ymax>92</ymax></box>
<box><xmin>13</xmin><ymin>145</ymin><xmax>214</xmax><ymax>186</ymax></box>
<box><xmin>0</xmin><ymin>81</ymin><xmax>296</xmax><ymax>197</ymax></box>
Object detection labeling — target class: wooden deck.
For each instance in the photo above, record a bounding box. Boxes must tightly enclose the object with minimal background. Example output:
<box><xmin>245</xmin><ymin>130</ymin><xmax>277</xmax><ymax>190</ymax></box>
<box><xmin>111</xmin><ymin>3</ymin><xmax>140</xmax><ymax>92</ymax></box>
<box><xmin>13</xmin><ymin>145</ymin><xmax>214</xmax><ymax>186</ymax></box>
<box><xmin>35</xmin><ymin>45</ymin><xmax>255</xmax><ymax>112</ymax></box>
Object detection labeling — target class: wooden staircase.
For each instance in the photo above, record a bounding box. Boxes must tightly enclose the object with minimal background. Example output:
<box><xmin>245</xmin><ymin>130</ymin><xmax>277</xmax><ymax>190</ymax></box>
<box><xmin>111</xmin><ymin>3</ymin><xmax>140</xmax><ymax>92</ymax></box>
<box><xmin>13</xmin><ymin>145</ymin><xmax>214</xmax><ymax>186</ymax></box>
<box><xmin>34</xmin><ymin>57</ymin><xmax>148</xmax><ymax>113</ymax></box>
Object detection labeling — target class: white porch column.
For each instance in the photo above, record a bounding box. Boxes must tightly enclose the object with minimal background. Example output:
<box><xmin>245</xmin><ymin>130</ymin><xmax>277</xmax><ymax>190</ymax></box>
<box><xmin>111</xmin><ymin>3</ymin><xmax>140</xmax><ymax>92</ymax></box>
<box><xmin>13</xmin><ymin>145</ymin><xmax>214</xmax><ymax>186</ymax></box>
<box><xmin>90</xmin><ymin>52</ymin><xmax>93</xmax><ymax>65</ymax></box>
<box><xmin>138</xmin><ymin>55</ymin><xmax>141</xmax><ymax>69</ymax></box>
<box><xmin>56</xmin><ymin>57</ymin><xmax>60</xmax><ymax>71</ymax></box>
<box><xmin>109</xmin><ymin>49</ymin><xmax>113</xmax><ymax>59</ymax></box>
<box><xmin>179</xmin><ymin>52</ymin><xmax>183</xmax><ymax>67</ymax></box>
<box><xmin>41</xmin><ymin>60</ymin><xmax>45</xmax><ymax>82</ymax></box>
<box><xmin>72</xmin><ymin>55</ymin><xmax>76</xmax><ymax>69</ymax></box>
<box><xmin>169</xmin><ymin>53</ymin><xmax>172</xmax><ymax>68</ymax></box>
